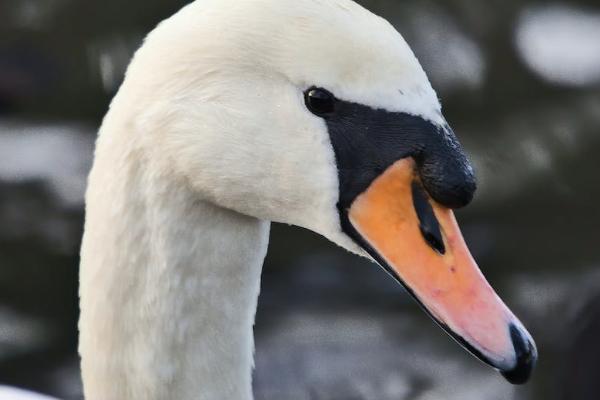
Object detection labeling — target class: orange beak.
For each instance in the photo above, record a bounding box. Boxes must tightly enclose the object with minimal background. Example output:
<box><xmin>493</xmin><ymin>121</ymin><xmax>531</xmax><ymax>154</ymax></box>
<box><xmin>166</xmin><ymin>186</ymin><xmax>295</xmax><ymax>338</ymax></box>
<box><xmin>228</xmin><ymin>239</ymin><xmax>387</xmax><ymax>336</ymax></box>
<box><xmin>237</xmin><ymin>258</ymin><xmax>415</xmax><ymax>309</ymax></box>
<box><xmin>347</xmin><ymin>159</ymin><xmax>537</xmax><ymax>383</ymax></box>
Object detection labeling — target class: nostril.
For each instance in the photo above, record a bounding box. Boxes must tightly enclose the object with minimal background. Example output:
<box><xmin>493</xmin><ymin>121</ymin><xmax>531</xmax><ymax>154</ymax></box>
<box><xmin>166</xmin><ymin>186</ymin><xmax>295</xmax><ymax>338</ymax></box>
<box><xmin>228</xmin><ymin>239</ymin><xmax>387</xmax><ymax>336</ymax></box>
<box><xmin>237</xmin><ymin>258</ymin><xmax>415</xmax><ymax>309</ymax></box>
<box><xmin>501</xmin><ymin>323</ymin><xmax>538</xmax><ymax>384</ymax></box>
<box><xmin>411</xmin><ymin>182</ymin><xmax>445</xmax><ymax>254</ymax></box>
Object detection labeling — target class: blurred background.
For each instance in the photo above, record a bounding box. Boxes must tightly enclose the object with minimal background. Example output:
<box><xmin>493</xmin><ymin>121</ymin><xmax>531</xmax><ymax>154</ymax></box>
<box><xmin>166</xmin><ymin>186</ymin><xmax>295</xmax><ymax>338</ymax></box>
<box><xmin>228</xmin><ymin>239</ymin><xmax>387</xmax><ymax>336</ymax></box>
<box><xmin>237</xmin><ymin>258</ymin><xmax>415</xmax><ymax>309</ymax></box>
<box><xmin>0</xmin><ymin>0</ymin><xmax>599</xmax><ymax>399</ymax></box>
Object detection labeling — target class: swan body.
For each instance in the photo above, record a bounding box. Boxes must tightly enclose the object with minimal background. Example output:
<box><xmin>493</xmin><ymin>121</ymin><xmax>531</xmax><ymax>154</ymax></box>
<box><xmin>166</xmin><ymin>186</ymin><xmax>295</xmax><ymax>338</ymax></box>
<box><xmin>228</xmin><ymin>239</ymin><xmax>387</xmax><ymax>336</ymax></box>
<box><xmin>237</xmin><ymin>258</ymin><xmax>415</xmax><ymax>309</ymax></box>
<box><xmin>79</xmin><ymin>0</ymin><xmax>537</xmax><ymax>399</ymax></box>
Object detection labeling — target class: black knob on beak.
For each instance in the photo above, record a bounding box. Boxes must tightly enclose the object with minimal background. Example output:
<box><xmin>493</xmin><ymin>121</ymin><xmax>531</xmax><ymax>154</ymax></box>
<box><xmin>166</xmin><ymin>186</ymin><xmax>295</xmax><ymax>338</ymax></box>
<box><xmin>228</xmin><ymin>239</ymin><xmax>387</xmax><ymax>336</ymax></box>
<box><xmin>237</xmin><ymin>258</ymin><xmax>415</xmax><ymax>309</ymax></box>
<box><xmin>416</xmin><ymin>126</ymin><xmax>477</xmax><ymax>209</ymax></box>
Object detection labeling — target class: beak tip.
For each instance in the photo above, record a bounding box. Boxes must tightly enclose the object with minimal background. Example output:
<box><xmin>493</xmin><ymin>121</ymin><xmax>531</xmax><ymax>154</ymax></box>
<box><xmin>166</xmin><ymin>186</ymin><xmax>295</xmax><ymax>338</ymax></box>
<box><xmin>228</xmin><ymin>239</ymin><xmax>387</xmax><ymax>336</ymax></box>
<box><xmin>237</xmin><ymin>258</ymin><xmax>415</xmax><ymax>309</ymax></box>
<box><xmin>500</xmin><ymin>323</ymin><xmax>538</xmax><ymax>385</ymax></box>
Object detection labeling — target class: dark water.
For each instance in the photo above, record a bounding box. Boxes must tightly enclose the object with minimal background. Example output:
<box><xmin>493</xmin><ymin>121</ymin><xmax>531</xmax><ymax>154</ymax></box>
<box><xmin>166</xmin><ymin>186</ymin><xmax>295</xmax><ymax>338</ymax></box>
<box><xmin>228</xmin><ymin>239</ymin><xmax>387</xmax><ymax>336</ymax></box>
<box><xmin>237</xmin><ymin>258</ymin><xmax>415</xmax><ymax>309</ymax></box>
<box><xmin>1</xmin><ymin>0</ymin><xmax>599</xmax><ymax>398</ymax></box>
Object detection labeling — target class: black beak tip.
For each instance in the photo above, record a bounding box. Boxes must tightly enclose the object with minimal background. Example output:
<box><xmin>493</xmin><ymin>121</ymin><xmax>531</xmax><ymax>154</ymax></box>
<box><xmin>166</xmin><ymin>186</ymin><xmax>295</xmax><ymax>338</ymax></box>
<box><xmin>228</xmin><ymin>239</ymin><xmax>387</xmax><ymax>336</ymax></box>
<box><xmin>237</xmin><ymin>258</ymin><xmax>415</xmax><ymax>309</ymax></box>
<box><xmin>500</xmin><ymin>324</ymin><xmax>538</xmax><ymax>385</ymax></box>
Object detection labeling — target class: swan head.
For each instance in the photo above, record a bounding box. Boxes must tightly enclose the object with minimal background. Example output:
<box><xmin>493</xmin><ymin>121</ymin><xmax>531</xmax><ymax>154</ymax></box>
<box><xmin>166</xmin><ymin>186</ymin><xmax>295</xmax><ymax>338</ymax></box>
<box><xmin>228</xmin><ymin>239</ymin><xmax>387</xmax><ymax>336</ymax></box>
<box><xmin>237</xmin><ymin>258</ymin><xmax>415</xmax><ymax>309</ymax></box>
<box><xmin>126</xmin><ymin>0</ymin><xmax>536</xmax><ymax>384</ymax></box>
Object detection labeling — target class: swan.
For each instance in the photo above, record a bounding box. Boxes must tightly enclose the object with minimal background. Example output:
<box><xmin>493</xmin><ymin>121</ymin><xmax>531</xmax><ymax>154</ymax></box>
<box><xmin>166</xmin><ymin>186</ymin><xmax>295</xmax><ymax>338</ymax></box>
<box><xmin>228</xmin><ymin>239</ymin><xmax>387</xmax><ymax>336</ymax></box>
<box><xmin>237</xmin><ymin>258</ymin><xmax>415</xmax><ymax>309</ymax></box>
<box><xmin>76</xmin><ymin>0</ymin><xmax>537</xmax><ymax>399</ymax></box>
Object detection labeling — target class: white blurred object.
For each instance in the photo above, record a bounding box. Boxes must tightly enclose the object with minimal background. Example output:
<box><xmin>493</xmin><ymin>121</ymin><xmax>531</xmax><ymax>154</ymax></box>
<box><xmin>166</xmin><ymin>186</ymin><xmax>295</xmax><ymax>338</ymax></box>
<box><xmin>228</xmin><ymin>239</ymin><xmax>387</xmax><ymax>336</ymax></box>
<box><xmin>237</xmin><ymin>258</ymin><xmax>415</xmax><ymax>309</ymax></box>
<box><xmin>87</xmin><ymin>34</ymin><xmax>143</xmax><ymax>94</ymax></box>
<box><xmin>0</xmin><ymin>386</ymin><xmax>57</xmax><ymax>400</ymax></box>
<box><xmin>0</xmin><ymin>121</ymin><xmax>94</xmax><ymax>207</ymax></box>
<box><xmin>516</xmin><ymin>4</ymin><xmax>600</xmax><ymax>87</ymax></box>
<box><xmin>407</xmin><ymin>8</ymin><xmax>486</xmax><ymax>92</ymax></box>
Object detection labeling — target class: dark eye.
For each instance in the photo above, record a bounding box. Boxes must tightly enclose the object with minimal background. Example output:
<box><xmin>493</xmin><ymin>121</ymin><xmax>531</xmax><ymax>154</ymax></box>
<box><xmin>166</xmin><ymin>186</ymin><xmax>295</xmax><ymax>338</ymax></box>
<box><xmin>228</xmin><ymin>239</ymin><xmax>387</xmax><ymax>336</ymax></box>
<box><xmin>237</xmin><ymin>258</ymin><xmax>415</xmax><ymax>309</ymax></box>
<box><xmin>304</xmin><ymin>87</ymin><xmax>336</xmax><ymax>116</ymax></box>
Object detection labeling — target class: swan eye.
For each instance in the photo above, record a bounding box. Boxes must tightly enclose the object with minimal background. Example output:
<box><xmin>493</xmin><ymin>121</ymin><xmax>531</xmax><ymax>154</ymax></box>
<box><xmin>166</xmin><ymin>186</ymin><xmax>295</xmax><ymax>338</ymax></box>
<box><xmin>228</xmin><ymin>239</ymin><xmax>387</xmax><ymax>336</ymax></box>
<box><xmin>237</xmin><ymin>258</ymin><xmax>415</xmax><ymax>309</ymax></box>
<box><xmin>305</xmin><ymin>87</ymin><xmax>336</xmax><ymax>116</ymax></box>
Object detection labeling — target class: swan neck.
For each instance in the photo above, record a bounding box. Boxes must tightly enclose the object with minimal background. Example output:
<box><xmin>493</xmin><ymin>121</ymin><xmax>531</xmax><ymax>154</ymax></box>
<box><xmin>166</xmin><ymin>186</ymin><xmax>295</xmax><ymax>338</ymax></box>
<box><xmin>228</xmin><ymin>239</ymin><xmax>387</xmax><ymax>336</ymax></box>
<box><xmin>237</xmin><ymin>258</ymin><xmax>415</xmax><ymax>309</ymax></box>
<box><xmin>79</xmin><ymin>144</ymin><xmax>270</xmax><ymax>400</ymax></box>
